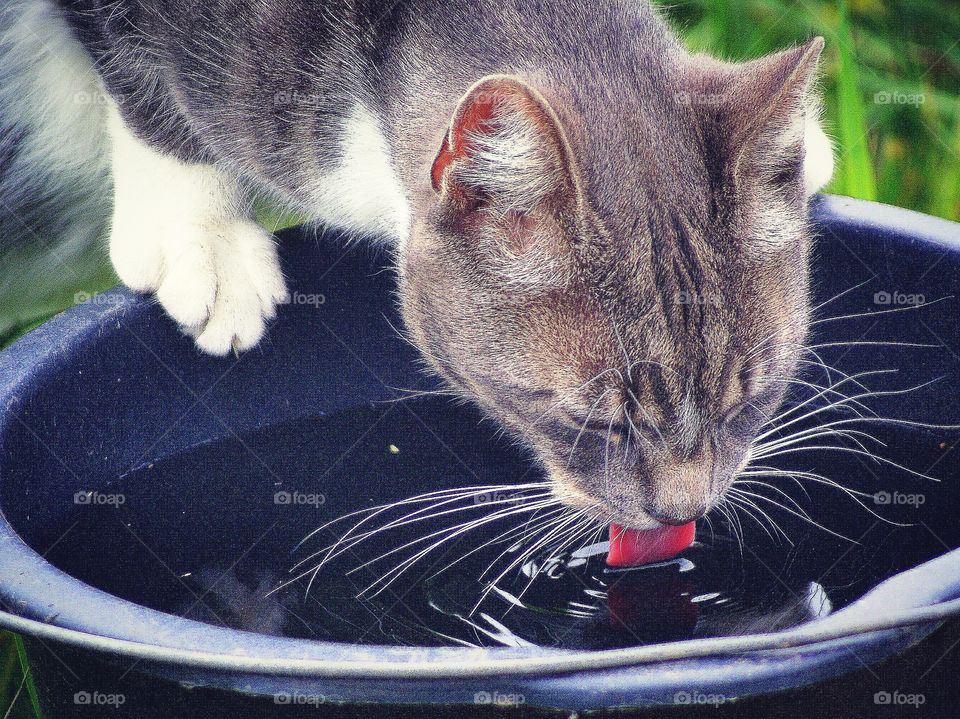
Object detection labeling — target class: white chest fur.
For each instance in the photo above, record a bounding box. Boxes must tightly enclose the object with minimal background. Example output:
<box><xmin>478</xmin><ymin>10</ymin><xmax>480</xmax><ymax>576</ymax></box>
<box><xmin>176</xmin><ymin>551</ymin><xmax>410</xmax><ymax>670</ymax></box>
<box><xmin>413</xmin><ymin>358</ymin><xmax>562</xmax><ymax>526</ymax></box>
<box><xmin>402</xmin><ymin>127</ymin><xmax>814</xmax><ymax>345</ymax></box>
<box><xmin>308</xmin><ymin>104</ymin><xmax>412</xmax><ymax>244</ymax></box>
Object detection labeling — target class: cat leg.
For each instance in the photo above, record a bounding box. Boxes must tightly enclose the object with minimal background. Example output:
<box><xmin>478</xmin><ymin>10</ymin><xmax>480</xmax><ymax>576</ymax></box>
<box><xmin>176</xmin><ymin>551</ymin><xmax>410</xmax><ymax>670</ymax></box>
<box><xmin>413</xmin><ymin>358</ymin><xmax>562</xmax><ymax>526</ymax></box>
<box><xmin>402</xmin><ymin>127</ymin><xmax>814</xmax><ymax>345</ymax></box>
<box><xmin>107</xmin><ymin>103</ymin><xmax>288</xmax><ymax>355</ymax></box>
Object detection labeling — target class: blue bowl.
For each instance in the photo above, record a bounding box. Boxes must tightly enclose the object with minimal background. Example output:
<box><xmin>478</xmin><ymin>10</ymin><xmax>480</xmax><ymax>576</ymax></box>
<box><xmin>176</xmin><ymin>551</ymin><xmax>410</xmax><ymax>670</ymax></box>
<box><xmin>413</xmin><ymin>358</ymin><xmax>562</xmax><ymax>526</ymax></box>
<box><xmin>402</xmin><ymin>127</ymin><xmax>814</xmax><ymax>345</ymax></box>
<box><xmin>1</xmin><ymin>195</ymin><xmax>958</xmax><ymax>714</ymax></box>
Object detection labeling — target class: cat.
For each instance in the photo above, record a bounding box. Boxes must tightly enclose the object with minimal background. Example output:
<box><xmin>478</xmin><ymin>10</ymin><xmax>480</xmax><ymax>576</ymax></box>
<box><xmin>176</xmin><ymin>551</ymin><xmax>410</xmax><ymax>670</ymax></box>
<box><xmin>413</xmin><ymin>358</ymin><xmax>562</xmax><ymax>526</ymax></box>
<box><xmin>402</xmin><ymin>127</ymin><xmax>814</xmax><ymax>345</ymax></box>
<box><xmin>0</xmin><ymin>0</ymin><xmax>834</xmax><ymax>532</ymax></box>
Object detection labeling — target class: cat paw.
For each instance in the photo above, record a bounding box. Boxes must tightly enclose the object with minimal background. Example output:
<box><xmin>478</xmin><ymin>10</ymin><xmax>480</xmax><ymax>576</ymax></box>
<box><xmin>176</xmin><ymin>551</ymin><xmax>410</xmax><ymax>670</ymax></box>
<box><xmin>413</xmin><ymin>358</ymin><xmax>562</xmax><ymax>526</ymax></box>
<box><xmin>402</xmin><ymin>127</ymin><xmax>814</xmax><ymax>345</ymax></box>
<box><xmin>189</xmin><ymin>220</ymin><xmax>289</xmax><ymax>356</ymax></box>
<box><xmin>111</xmin><ymin>217</ymin><xmax>288</xmax><ymax>356</ymax></box>
<box><xmin>106</xmin><ymin>101</ymin><xmax>288</xmax><ymax>355</ymax></box>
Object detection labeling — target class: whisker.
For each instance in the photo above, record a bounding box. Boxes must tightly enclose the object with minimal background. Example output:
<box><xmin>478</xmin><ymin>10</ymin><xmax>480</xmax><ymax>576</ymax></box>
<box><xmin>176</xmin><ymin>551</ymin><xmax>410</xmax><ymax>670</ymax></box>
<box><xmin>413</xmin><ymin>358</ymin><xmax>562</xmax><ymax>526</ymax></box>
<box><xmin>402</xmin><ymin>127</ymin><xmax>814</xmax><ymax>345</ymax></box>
<box><xmin>567</xmin><ymin>387</ymin><xmax>617</xmax><ymax>468</ymax></box>
<box><xmin>609</xmin><ymin>320</ymin><xmax>634</xmax><ymax>384</ymax></box>
<box><xmin>424</xmin><ymin>505</ymin><xmax>571</xmax><ymax>581</ymax></box>
<box><xmin>302</xmin><ymin>489</ymin><xmax>557</xmax><ymax>574</ymax></box>
<box><xmin>527</xmin><ymin>367</ymin><xmax>623</xmax><ymax>432</ymax></box>
<box><xmin>603</xmin><ymin>406</ymin><xmax>618</xmax><ymax>508</ymax></box>
<box><xmin>509</xmin><ymin>513</ymin><xmax>600</xmax><ymax>611</ymax></box>
<box><xmin>790</xmin><ymin>356</ymin><xmax>878</xmax><ymax>395</ymax></box>
<box><xmin>294</xmin><ymin>483</ymin><xmax>551</xmax><ymax>570</ymax></box>
<box><xmin>473</xmin><ymin>508</ymin><xmax>589</xmax><ymax>614</ymax></box>
<box><xmin>354</xmin><ymin>498</ymin><xmax>563</xmax><ymax>598</ymax></box>
<box><xmin>761</xmin><ymin>414</ymin><xmax>960</xmax><ymax>446</ymax></box>
<box><xmin>754</xmin><ymin>444</ymin><xmax>941</xmax><ymax>483</ymax></box>
<box><xmin>763</xmin><ymin>374</ymin><xmax>877</xmax><ymax>419</ymax></box>
<box><xmin>734</xmin><ymin>478</ymin><xmax>815</xmax><ymax>516</ymax></box>
<box><xmin>637</xmin><ymin>405</ymin><xmax>667</xmax><ymax>448</ymax></box>
<box><xmin>738</xmin><ymin>473</ymin><xmax>910</xmax><ymax>527</ymax></box>
<box><xmin>753</xmin><ymin>377</ymin><xmax>944</xmax><ymax>443</ymax></box>
<box><xmin>741</xmin><ymin>467</ymin><xmax>867</xmax><ymax>499</ymax></box>
<box><xmin>296</xmin><ymin>482</ymin><xmax>548</xmax><ymax>549</ymax></box>
<box><xmin>715</xmin><ymin>498</ymin><xmax>745</xmax><ymax>557</ymax></box>
<box><xmin>809</xmin><ymin>278</ymin><xmax>874</xmax><ymax>315</ymax></box>
<box><xmin>726</xmin><ymin>490</ymin><xmax>792</xmax><ymax>544</ymax></box>
<box><xmin>754</xmin><ymin>369</ymin><xmax>896</xmax><ymax>433</ymax></box>
<box><xmin>730</xmin><ymin>487</ymin><xmax>860</xmax><ymax>544</ymax></box>
<box><xmin>476</xmin><ymin>508</ymin><xmax>574</xmax><ymax>584</ymax></box>
<box><xmin>810</xmin><ymin>295</ymin><xmax>953</xmax><ymax>326</ymax></box>
<box><xmin>753</xmin><ymin>427</ymin><xmax>882</xmax><ymax>457</ymax></box>
<box><xmin>805</xmin><ymin>339</ymin><xmax>941</xmax><ymax>351</ymax></box>
<box><xmin>378</xmin><ymin>387</ymin><xmax>460</xmax><ymax>404</ymax></box>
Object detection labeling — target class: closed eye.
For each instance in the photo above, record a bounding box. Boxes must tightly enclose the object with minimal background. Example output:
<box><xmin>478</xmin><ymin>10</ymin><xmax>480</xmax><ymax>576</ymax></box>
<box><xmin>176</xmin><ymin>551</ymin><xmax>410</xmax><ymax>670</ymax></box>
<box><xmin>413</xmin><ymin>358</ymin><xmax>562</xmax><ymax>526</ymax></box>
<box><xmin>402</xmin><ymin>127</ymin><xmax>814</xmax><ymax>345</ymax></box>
<box><xmin>724</xmin><ymin>404</ymin><xmax>763</xmax><ymax>436</ymax></box>
<box><xmin>723</xmin><ymin>389</ymin><xmax>778</xmax><ymax>437</ymax></box>
<box><xmin>557</xmin><ymin>409</ymin><xmax>663</xmax><ymax>445</ymax></box>
<box><xmin>556</xmin><ymin>410</ymin><xmax>628</xmax><ymax>438</ymax></box>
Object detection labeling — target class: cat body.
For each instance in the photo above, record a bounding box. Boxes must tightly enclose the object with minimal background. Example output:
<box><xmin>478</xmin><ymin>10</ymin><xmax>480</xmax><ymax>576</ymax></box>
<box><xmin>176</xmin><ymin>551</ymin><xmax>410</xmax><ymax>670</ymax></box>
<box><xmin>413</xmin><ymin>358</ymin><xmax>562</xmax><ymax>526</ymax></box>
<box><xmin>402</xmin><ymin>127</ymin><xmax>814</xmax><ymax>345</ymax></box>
<box><xmin>0</xmin><ymin>0</ymin><xmax>833</xmax><ymax>530</ymax></box>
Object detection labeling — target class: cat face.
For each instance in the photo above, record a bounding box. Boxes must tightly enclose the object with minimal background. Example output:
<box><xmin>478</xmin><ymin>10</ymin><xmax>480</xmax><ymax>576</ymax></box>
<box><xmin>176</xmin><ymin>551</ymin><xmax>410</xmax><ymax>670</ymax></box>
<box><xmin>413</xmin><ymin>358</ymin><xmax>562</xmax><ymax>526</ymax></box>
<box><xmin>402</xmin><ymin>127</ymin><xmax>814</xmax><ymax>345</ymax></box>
<box><xmin>400</xmin><ymin>40</ymin><xmax>823</xmax><ymax>529</ymax></box>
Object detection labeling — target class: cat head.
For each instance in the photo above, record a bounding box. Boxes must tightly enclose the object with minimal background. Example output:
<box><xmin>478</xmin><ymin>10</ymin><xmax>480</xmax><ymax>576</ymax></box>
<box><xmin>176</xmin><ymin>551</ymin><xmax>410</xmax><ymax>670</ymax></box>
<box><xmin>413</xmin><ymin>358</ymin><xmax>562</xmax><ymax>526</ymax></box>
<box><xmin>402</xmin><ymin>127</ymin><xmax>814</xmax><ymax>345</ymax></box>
<box><xmin>399</xmin><ymin>38</ymin><xmax>828</xmax><ymax>529</ymax></box>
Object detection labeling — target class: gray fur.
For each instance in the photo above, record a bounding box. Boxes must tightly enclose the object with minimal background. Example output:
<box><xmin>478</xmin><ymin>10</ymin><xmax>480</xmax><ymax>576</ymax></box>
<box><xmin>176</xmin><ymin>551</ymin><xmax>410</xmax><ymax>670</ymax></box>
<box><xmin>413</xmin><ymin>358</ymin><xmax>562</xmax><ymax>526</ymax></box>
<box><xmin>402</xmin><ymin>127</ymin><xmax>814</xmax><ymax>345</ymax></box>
<box><xmin>3</xmin><ymin>0</ymin><xmax>826</xmax><ymax>527</ymax></box>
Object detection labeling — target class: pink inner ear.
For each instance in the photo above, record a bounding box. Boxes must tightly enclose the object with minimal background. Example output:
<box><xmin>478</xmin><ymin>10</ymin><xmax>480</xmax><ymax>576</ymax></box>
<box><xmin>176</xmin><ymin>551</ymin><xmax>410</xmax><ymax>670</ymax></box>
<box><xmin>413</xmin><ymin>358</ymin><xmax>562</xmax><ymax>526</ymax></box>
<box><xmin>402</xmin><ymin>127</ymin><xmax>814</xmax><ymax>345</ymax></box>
<box><xmin>430</xmin><ymin>87</ymin><xmax>501</xmax><ymax>193</ymax></box>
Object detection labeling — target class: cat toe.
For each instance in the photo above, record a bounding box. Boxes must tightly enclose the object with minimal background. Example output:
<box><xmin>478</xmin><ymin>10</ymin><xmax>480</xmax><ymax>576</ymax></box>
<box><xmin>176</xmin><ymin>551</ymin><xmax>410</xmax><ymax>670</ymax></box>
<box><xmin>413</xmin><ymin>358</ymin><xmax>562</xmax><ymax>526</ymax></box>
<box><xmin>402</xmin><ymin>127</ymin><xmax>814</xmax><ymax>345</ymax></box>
<box><xmin>155</xmin><ymin>238</ymin><xmax>218</xmax><ymax>331</ymax></box>
<box><xmin>189</xmin><ymin>220</ymin><xmax>287</xmax><ymax>356</ymax></box>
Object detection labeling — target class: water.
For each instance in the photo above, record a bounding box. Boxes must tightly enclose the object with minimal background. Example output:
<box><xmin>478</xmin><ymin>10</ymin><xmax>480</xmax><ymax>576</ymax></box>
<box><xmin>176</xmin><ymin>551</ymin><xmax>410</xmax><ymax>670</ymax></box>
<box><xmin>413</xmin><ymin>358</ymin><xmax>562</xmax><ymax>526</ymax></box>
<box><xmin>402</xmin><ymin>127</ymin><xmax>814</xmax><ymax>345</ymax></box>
<box><xmin>39</xmin><ymin>397</ymin><xmax>960</xmax><ymax>650</ymax></box>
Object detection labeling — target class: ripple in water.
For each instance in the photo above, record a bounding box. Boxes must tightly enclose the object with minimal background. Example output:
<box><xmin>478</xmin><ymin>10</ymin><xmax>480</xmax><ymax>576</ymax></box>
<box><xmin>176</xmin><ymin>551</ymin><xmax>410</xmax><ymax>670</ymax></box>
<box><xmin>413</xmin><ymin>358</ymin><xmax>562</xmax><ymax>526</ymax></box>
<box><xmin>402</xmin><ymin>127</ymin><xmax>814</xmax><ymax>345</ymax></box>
<box><xmin>36</xmin><ymin>398</ymin><xmax>959</xmax><ymax>649</ymax></box>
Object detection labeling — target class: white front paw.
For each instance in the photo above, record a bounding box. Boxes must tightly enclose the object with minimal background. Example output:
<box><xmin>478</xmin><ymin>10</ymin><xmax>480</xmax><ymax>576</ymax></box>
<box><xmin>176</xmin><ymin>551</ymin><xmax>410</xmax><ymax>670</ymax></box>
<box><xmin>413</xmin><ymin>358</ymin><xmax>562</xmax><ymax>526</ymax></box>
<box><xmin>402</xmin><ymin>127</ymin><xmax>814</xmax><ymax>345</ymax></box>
<box><xmin>191</xmin><ymin>220</ymin><xmax>289</xmax><ymax>355</ymax></box>
<box><xmin>111</xmin><ymin>217</ymin><xmax>288</xmax><ymax>355</ymax></box>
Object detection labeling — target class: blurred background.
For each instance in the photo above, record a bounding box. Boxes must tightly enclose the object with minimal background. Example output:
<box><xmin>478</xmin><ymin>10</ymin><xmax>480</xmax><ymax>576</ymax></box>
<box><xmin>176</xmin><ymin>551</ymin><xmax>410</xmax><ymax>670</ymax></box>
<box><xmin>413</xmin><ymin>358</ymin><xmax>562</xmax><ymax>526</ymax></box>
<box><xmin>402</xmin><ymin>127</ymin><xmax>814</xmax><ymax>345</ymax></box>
<box><xmin>1</xmin><ymin>0</ymin><xmax>958</xmax><ymax>348</ymax></box>
<box><xmin>1</xmin><ymin>0</ymin><xmax>959</xmax><ymax>715</ymax></box>
<box><xmin>668</xmin><ymin>0</ymin><xmax>960</xmax><ymax>219</ymax></box>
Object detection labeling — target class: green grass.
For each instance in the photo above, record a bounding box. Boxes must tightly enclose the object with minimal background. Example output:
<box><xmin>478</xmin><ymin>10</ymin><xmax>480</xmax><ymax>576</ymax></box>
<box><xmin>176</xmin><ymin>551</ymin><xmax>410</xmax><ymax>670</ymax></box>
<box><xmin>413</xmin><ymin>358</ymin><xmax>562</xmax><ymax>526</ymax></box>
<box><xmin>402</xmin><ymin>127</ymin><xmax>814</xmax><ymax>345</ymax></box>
<box><xmin>667</xmin><ymin>0</ymin><xmax>960</xmax><ymax>220</ymax></box>
<box><xmin>0</xmin><ymin>633</ymin><xmax>42</xmax><ymax>719</ymax></box>
<box><xmin>833</xmin><ymin>0</ymin><xmax>877</xmax><ymax>200</ymax></box>
<box><xmin>1</xmin><ymin>1</ymin><xmax>958</xmax><ymax>713</ymax></box>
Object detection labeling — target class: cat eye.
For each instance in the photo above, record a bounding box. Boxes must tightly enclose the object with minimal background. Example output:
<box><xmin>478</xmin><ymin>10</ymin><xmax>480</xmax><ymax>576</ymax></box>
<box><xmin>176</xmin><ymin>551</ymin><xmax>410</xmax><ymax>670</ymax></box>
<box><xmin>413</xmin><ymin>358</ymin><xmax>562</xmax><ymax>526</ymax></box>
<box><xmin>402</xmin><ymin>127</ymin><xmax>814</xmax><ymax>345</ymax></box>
<box><xmin>723</xmin><ymin>401</ymin><xmax>767</xmax><ymax>439</ymax></box>
<box><xmin>725</xmin><ymin>384</ymin><xmax>779</xmax><ymax>423</ymax></box>
<box><xmin>489</xmin><ymin>381</ymin><xmax>557</xmax><ymax>410</ymax></box>
<box><xmin>541</xmin><ymin>409</ymin><xmax>633</xmax><ymax>443</ymax></box>
<box><xmin>558</xmin><ymin>412</ymin><xmax>627</xmax><ymax>438</ymax></box>
<box><xmin>556</xmin><ymin>409</ymin><xmax>662</xmax><ymax>447</ymax></box>
<box><xmin>492</xmin><ymin>380</ymin><xmax>557</xmax><ymax>403</ymax></box>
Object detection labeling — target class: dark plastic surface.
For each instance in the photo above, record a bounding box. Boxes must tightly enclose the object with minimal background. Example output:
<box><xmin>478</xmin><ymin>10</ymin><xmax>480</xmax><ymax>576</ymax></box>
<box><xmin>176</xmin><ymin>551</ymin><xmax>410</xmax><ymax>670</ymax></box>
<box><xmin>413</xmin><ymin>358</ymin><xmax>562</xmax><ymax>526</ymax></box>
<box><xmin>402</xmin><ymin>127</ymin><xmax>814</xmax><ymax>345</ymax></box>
<box><xmin>0</xmin><ymin>195</ymin><xmax>958</xmax><ymax>713</ymax></box>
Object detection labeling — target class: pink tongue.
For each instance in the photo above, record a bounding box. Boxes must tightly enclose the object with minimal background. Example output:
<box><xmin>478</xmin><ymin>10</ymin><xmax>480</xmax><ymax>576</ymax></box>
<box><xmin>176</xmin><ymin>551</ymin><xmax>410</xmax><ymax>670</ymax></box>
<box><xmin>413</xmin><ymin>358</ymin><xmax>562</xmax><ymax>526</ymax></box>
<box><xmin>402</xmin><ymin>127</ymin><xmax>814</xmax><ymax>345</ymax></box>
<box><xmin>606</xmin><ymin>522</ymin><xmax>696</xmax><ymax>567</ymax></box>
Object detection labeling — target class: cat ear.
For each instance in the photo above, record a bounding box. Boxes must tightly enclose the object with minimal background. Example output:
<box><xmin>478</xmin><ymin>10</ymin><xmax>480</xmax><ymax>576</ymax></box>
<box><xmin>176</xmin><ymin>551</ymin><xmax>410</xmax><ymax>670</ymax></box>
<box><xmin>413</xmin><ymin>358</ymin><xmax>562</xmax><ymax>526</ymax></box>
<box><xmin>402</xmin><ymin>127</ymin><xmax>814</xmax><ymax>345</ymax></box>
<box><xmin>731</xmin><ymin>37</ymin><xmax>832</xmax><ymax>190</ymax></box>
<box><xmin>705</xmin><ymin>37</ymin><xmax>828</xmax><ymax>195</ymax></box>
<box><xmin>431</xmin><ymin>75</ymin><xmax>581</xmax><ymax>215</ymax></box>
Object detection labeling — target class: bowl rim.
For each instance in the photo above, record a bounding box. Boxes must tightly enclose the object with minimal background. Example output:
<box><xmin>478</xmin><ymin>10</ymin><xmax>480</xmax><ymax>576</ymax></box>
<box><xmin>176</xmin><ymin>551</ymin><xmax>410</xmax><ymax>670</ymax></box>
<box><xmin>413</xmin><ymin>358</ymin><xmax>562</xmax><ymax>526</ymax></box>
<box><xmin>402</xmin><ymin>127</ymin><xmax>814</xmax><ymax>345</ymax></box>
<box><xmin>0</xmin><ymin>194</ymin><xmax>958</xmax><ymax>692</ymax></box>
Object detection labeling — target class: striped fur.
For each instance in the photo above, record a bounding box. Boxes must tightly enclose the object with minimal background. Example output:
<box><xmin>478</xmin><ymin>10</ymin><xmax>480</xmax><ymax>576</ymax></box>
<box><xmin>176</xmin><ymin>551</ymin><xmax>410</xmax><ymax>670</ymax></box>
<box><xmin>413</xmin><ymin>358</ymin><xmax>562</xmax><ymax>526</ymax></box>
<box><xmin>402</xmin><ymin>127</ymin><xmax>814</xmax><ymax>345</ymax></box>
<box><xmin>2</xmin><ymin>0</ymin><xmax>833</xmax><ymax>527</ymax></box>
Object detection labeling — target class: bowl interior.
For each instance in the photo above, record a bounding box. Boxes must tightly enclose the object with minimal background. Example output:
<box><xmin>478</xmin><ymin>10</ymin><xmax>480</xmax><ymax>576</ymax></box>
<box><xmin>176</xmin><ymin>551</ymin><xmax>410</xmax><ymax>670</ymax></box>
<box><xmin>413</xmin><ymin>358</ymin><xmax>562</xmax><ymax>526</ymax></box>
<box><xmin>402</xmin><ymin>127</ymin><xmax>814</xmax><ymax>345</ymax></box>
<box><xmin>0</xmin><ymin>197</ymin><xmax>958</xmax><ymax>695</ymax></box>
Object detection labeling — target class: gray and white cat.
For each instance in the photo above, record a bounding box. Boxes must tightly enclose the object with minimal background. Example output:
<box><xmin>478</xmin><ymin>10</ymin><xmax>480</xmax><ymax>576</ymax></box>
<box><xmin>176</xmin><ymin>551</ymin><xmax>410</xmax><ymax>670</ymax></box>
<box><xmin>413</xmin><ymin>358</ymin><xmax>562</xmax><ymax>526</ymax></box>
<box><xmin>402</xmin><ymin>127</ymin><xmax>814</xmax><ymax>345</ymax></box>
<box><xmin>0</xmin><ymin>0</ymin><xmax>833</xmax><ymax>530</ymax></box>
